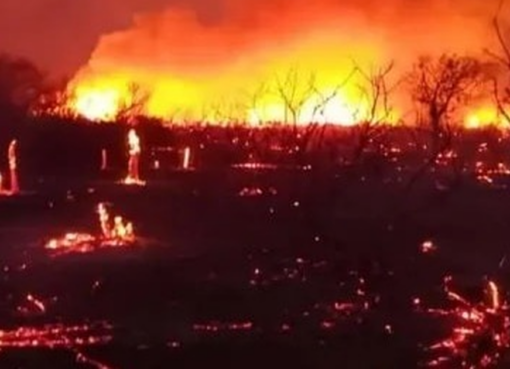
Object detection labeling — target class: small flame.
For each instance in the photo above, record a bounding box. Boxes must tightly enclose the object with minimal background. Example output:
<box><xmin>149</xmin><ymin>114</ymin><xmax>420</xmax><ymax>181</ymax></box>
<box><xmin>123</xmin><ymin>129</ymin><xmax>145</xmax><ymax>185</ymax></box>
<box><xmin>0</xmin><ymin>140</ymin><xmax>20</xmax><ymax>196</ymax></box>
<box><xmin>44</xmin><ymin>203</ymin><xmax>136</xmax><ymax>256</ymax></box>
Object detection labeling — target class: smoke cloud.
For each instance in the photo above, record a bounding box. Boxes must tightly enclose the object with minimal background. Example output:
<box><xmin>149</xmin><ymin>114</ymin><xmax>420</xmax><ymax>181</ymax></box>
<box><xmin>82</xmin><ymin>0</ymin><xmax>504</xmax><ymax>71</ymax></box>
<box><xmin>65</xmin><ymin>0</ymin><xmax>508</xmax><ymax>121</ymax></box>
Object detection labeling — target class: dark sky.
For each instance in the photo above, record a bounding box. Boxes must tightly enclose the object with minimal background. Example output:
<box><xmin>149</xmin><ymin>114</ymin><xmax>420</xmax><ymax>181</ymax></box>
<box><xmin>0</xmin><ymin>0</ymin><xmax>221</xmax><ymax>77</ymax></box>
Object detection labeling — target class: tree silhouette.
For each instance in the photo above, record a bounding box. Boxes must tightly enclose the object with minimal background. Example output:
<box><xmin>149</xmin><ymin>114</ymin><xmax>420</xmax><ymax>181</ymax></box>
<box><xmin>406</xmin><ymin>54</ymin><xmax>490</xmax><ymax>192</ymax></box>
<box><xmin>409</xmin><ymin>54</ymin><xmax>486</xmax><ymax>154</ymax></box>
<box><xmin>274</xmin><ymin>67</ymin><xmax>316</xmax><ymax>126</ymax></box>
<box><xmin>116</xmin><ymin>82</ymin><xmax>151</xmax><ymax>122</ymax></box>
<box><xmin>350</xmin><ymin>61</ymin><xmax>397</xmax><ymax>163</ymax></box>
<box><xmin>30</xmin><ymin>77</ymin><xmax>72</xmax><ymax>117</ymax></box>
<box><xmin>486</xmin><ymin>0</ymin><xmax>510</xmax><ymax>124</ymax></box>
<box><xmin>0</xmin><ymin>54</ymin><xmax>46</xmax><ymax>115</ymax></box>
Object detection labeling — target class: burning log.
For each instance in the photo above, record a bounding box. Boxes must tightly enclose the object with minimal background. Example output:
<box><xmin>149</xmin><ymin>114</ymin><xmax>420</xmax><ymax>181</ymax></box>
<box><xmin>16</xmin><ymin>293</ymin><xmax>47</xmax><ymax>317</ymax></box>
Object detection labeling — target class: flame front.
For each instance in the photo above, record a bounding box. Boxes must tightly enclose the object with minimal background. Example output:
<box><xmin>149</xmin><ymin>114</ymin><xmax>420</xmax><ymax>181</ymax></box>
<box><xmin>72</xmin><ymin>87</ymin><xmax>120</xmax><ymax>121</ymax></box>
<box><xmin>60</xmin><ymin>0</ymin><xmax>504</xmax><ymax>127</ymax></box>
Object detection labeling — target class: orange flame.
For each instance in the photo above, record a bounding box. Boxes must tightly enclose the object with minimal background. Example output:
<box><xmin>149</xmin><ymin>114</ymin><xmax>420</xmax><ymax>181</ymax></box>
<box><xmin>58</xmin><ymin>0</ymin><xmax>504</xmax><ymax>127</ymax></box>
<box><xmin>45</xmin><ymin>203</ymin><xmax>136</xmax><ymax>256</ymax></box>
<box><xmin>123</xmin><ymin>129</ymin><xmax>145</xmax><ymax>185</ymax></box>
<box><xmin>1</xmin><ymin>140</ymin><xmax>19</xmax><ymax>196</ymax></box>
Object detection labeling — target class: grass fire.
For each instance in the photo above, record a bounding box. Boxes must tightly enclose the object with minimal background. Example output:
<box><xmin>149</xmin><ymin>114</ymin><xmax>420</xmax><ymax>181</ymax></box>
<box><xmin>27</xmin><ymin>0</ymin><xmax>509</xmax><ymax>128</ymax></box>
<box><xmin>1</xmin><ymin>0</ymin><xmax>510</xmax><ymax>367</ymax></box>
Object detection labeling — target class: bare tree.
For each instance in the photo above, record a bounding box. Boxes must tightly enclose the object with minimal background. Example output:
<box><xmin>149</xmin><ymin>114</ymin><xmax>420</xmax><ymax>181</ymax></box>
<box><xmin>116</xmin><ymin>82</ymin><xmax>151</xmax><ymax>122</ymax></box>
<box><xmin>406</xmin><ymin>54</ymin><xmax>487</xmax><ymax>191</ymax></box>
<box><xmin>207</xmin><ymin>98</ymin><xmax>244</xmax><ymax>126</ymax></box>
<box><xmin>0</xmin><ymin>54</ymin><xmax>46</xmax><ymax>116</ymax></box>
<box><xmin>350</xmin><ymin>62</ymin><xmax>398</xmax><ymax>163</ymax></box>
<box><xmin>302</xmin><ymin>68</ymin><xmax>358</xmax><ymax>166</ymax></box>
<box><xmin>486</xmin><ymin>0</ymin><xmax>510</xmax><ymax>124</ymax></box>
<box><xmin>310</xmin><ymin>68</ymin><xmax>358</xmax><ymax>122</ymax></box>
<box><xmin>274</xmin><ymin>67</ymin><xmax>316</xmax><ymax>127</ymax></box>
<box><xmin>410</xmin><ymin>54</ymin><xmax>486</xmax><ymax>153</ymax></box>
<box><xmin>243</xmin><ymin>82</ymin><xmax>269</xmax><ymax>126</ymax></box>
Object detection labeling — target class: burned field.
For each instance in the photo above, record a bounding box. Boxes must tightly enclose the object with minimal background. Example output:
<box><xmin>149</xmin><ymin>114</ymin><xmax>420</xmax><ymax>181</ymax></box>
<box><xmin>0</xmin><ymin>0</ymin><xmax>510</xmax><ymax>365</ymax></box>
<box><xmin>0</xmin><ymin>123</ymin><xmax>508</xmax><ymax>368</ymax></box>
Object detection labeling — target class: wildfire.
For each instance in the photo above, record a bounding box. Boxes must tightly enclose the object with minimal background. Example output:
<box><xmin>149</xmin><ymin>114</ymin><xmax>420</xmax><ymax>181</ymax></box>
<box><xmin>72</xmin><ymin>88</ymin><xmax>120</xmax><ymax>122</ymax></box>
<box><xmin>44</xmin><ymin>203</ymin><xmax>136</xmax><ymax>256</ymax></box>
<box><xmin>68</xmin><ymin>72</ymin><xmax>397</xmax><ymax>126</ymax></box>
<box><xmin>464</xmin><ymin>107</ymin><xmax>505</xmax><ymax>130</ymax></box>
<box><xmin>54</xmin><ymin>0</ymin><xmax>502</xmax><ymax>127</ymax></box>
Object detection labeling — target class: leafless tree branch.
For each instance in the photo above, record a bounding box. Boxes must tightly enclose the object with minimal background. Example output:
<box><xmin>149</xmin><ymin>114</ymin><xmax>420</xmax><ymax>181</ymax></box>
<box><xmin>350</xmin><ymin>61</ymin><xmax>397</xmax><ymax>163</ymax></box>
<box><xmin>116</xmin><ymin>82</ymin><xmax>151</xmax><ymax>122</ymax></box>
<box><xmin>487</xmin><ymin>0</ymin><xmax>510</xmax><ymax>124</ymax></box>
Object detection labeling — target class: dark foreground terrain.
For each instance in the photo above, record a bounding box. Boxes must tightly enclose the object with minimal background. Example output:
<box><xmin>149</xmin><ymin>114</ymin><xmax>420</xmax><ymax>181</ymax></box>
<box><xmin>0</xmin><ymin>163</ymin><xmax>508</xmax><ymax>368</ymax></box>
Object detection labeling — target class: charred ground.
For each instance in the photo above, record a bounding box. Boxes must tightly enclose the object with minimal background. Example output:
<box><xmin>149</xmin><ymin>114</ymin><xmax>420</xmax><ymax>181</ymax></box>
<box><xmin>0</xmin><ymin>121</ymin><xmax>508</xmax><ymax>367</ymax></box>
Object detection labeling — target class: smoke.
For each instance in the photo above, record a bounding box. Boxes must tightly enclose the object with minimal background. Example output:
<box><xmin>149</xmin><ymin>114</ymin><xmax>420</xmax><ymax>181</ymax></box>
<box><xmin>0</xmin><ymin>0</ymin><xmax>180</xmax><ymax>75</ymax></box>
<box><xmin>70</xmin><ymin>0</ymin><xmax>507</xmax><ymax>120</ymax></box>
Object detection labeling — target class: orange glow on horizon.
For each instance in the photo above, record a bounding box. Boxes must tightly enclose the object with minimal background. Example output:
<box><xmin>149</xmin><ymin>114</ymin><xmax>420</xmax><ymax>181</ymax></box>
<box><xmin>56</xmin><ymin>0</ymin><xmax>506</xmax><ymax>128</ymax></box>
<box><xmin>71</xmin><ymin>86</ymin><xmax>121</xmax><ymax>121</ymax></box>
<box><xmin>464</xmin><ymin>107</ymin><xmax>506</xmax><ymax>129</ymax></box>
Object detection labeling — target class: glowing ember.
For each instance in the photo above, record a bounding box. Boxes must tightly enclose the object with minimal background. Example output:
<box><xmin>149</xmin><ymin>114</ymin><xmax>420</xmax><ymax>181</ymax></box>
<box><xmin>16</xmin><ymin>294</ymin><xmax>47</xmax><ymax>317</ymax></box>
<box><xmin>238</xmin><ymin>186</ymin><xmax>277</xmax><ymax>197</ymax></box>
<box><xmin>420</xmin><ymin>240</ymin><xmax>437</xmax><ymax>254</ymax></box>
<box><xmin>0</xmin><ymin>322</ymin><xmax>112</xmax><ymax>348</ymax></box>
<box><xmin>182</xmin><ymin>146</ymin><xmax>191</xmax><ymax>170</ymax></box>
<box><xmin>75</xmin><ymin>349</ymin><xmax>114</xmax><ymax>369</ymax></box>
<box><xmin>0</xmin><ymin>140</ymin><xmax>20</xmax><ymax>196</ymax></box>
<box><xmin>101</xmin><ymin>149</ymin><xmax>108</xmax><ymax>171</ymax></box>
<box><xmin>44</xmin><ymin>203</ymin><xmax>136</xmax><ymax>256</ymax></box>
<box><xmin>473</xmin><ymin>161</ymin><xmax>510</xmax><ymax>187</ymax></box>
<box><xmin>422</xmin><ymin>277</ymin><xmax>510</xmax><ymax>367</ymax></box>
<box><xmin>8</xmin><ymin>140</ymin><xmax>19</xmax><ymax>194</ymax></box>
<box><xmin>123</xmin><ymin>128</ymin><xmax>145</xmax><ymax>185</ymax></box>
<box><xmin>232</xmin><ymin>162</ymin><xmax>279</xmax><ymax>170</ymax></box>
<box><xmin>239</xmin><ymin>187</ymin><xmax>263</xmax><ymax>197</ymax></box>
<box><xmin>193</xmin><ymin>321</ymin><xmax>254</xmax><ymax>333</ymax></box>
